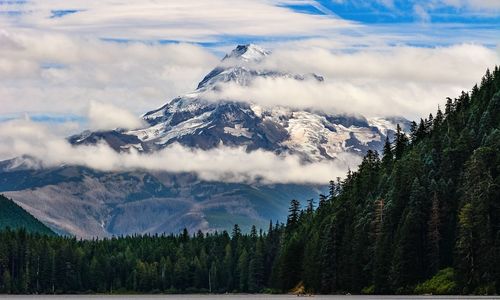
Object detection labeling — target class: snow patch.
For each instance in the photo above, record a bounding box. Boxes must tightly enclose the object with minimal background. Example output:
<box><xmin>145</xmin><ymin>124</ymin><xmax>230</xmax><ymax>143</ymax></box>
<box><xmin>368</xmin><ymin>117</ymin><xmax>397</xmax><ymax>136</ymax></box>
<box><xmin>224</xmin><ymin>125</ymin><xmax>252</xmax><ymax>138</ymax></box>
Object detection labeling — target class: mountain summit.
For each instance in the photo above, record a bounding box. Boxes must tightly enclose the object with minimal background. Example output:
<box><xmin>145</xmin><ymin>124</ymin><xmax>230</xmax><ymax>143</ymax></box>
<box><xmin>223</xmin><ymin>44</ymin><xmax>270</xmax><ymax>62</ymax></box>
<box><xmin>72</xmin><ymin>44</ymin><xmax>408</xmax><ymax>162</ymax></box>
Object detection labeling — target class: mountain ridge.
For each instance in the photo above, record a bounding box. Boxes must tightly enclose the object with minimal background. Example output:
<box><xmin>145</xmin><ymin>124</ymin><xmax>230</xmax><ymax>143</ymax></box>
<box><xmin>72</xmin><ymin>44</ymin><xmax>409</xmax><ymax>162</ymax></box>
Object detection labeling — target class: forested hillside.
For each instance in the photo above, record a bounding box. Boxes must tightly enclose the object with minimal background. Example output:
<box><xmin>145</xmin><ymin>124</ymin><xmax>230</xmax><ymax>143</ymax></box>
<box><xmin>0</xmin><ymin>67</ymin><xmax>498</xmax><ymax>295</ymax></box>
<box><xmin>0</xmin><ymin>195</ymin><xmax>54</xmax><ymax>235</ymax></box>
<box><xmin>278</xmin><ymin>66</ymin><xmax>500</xmax><ymax>295</ymax></box>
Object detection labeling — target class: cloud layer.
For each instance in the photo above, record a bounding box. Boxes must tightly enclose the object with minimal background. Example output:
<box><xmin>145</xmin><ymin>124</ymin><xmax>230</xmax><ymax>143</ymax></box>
<box><xmin>0</xmin><ymin>120</ymin><xmax>359</xmax><ymax>184</ymax></box>
<box><xmin>0</xmin><ymin>0</ymin><xmax>355</xmax><ymax>41</ymax></box>
<box><xmin>88</xmin><ymin>101</ymin><xmax>145</xmax><ymax>130</ymax></box>
<box><xmin>0</xmin><ymin>30</ymin><xmax>219</xmax><ymax>119</ymax></box>
<box><xmin>1</xmin><ymin>29</ymin><xmax>497</xmax><ymax>124</ymax></box>
<box><xmin>432</xmin><ymin>0</ymin><xmax>500</xmax><ymax>10</ymax></box>
<box><xmin>204</xmin><ymin>43</ymin><xmax>499</xmax><ymax>118</ymax></box>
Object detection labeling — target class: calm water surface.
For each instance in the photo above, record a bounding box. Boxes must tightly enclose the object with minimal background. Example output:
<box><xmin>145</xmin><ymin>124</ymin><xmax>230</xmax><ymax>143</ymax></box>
<box><xmin>0</xmin><ymin>295</ymin><xmax>499</xmax><ymax>300</ymax></box>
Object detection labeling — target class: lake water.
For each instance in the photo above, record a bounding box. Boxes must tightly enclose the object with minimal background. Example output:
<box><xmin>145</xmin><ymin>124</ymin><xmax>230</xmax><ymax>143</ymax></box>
<box><xmin>0</xmin><ymin>295</ymin><xmax>499</xmax><ymax>300</ymax></box>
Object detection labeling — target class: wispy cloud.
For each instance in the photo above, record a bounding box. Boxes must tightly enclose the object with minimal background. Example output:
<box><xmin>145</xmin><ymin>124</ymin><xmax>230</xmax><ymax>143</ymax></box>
<box><xmin>88</xmin><ymin>101</ymin><xmax>146</xmax><ymax>131</ymax></box>
<box><xmin>413</xmin><ymin>4</ymin><xmax>431</xmax><ymax>22</ymax></box>
<box><xmin>1</xmin><ymin>28</ymin><xmax>497</xmax><ymax>129</ymax></box>
<box><xmin>0</xmin><ymin>120</ymin><xmax>360</xmax><ymax>184</ymax></box>
<box><xmin>0</xmin><ymin>30</ymin><xmax>219</xmax><ymax>119</ymax></box>
<box><xmin>203</xmin><ymin>43</ymin><xmax>499</xmax><ymax>118</ymax></box>
<box><xmin>439</xmin><ymin>0</ymin><xmax>500</xmax><ymax>10</ymax></box>
<box><xmin>0</xmin><ymin>0</ymin><xmax>356</xmax><ymax>42</ymax></box>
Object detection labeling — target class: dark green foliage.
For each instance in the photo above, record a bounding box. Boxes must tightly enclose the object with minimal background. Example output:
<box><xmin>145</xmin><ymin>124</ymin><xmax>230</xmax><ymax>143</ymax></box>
<box><xmin>286</xmin><ymin>199</ymin><xmax>301</xmax><ymax>229</ymax></box>
<box><xmin>0</xmin><ymin>195</ymin><xmax>54</xmax><ymax>235</ymax></box>
<box><xmin>456</xmin><ymin>146</ymin><xmax>498</xmax><ymax>294</ymax></box>
<box><xmin>394</xmin><ymin>124</ymin><xmax>409</xmax><ymax>159</ymax></box>
<box><xmin>414</xmin><ymin>268</ymin><xmax>457</xmax><ymax>295</ymax></box>
<box><xmin>271</xmin><ymin>67</ymin><xmax>500</xmax><ymax>295</ymax></box>
<box><xmin>0</xmin><ymin>226</ymin><xmax>284</xmax><ymax>294</ymax></box>
<box><xmin>287</xmin><ymin>67</ymin><xmax>498</xmax><ymax>295</ymax></box>
<box><xmin>382</xmin><ymin>136</ymin><xmax>393</xmax><ymax>169</ymax></box>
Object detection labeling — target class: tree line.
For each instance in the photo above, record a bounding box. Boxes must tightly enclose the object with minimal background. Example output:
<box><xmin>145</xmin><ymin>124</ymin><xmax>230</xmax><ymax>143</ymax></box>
<box><xmin>0</xmin><ymin>224</ymin><xmax>283</xmax><ymax>294</ymax></box>
<box><xmin>0</xmin><ymin>67</ymin><xmax>499</xmax><ymax>294</ymax></box>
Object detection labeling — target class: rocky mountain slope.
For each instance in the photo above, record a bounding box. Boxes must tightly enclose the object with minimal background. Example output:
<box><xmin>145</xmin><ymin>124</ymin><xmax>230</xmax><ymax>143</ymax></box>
<box><xmin>0</xmin><ymin>161</ymin><xmax>321</xmax><ymax>238</ymax></box>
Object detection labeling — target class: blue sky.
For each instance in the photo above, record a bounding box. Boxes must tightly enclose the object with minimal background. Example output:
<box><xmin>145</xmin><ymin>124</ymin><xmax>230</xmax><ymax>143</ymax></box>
<box><xmin>284</xmin><ymin>0</ymin><xmax>500</xmax><ymax>23</ymax></box>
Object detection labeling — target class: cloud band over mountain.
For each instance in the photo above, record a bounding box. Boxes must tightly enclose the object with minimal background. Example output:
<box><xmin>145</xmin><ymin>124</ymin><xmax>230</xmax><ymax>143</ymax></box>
<box><xmin>0</xmin><ymin>120</ymin><xmax>360</xmax><ymax>184</ymax></box>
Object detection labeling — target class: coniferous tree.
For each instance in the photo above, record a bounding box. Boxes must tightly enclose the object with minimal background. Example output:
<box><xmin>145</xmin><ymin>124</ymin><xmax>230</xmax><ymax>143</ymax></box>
<box><xmin>237</xmin><ymin>249</ymin><xmax>249</xmax><ymax>292</ymax></box>
<box><xmin>302</xmin><ymin>231</ymin><xmax>320</xmax><ymax>292</ymax></box>
<box><xmin>382</xmin><ymin>136</ymin><xmax>393</xmax><ymax>169</ymax></box>
<box><xmin>391</xmin><ymin>178</ymin><xmax>427</xmax><ymax>292</ymax></box>
<box><xmin>394</xmin><ymin>124</ymin><xmax>408</xmax><ymax>159</ymax></box>
<box><xmin>409</xmin><ymin>121</ymin><xmax>418</xmax><ymax>141</ymax></box>
<box><xmin>248</xmin><ymin>239</ymin><xmax>264</xmax><ymax>292</ymax></box>
<box><xmin>320</xmin><ymin>220</ymin><xmax>337</xmax><ymax>294</ymax></box>
<box><xmin>329</xmin><ymin>180</ymin><xmax>336</xmax><ymax>198</ymax></box>
<box><xmin>279</xmin><ymin>233</ymin><xmax>304</xmax><ymax>291</ymax></box>
<box><xmin>222</xmin><ymin>244</ymin><xmax>233</xmax><ymax>291</ymax></box>
<box><xmin>287</xmin><ymin>200</ymin><xmax>301</xmax><ymax>230</ymax></box>
<box><xmin>318</xmin><ymin>194</ymin><xmax>328</xmax><ymax>208</ymax></box>
<box><xmin>306</xmin><ymin>199</ymin><xmax>315</xmax><ymax>214</ymax></box>
<box><xmin>427</xmin><ymin>189</ymin><xmax>441</xmax><ymax>276</ymax></box>
<box><xmin>456</xmin><ymin>147</ymin><xmax>496</xmax><ymax>294</ymax></box>
<box><xmin>434</xmin><ymin>106</ymin><xmax>443</xmax><ymax>128</ymax></box>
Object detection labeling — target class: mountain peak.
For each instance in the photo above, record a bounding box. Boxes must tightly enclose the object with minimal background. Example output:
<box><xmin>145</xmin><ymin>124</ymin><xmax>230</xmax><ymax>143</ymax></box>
<box><xmin>223</xmin><ymin>44</ymin><xmax>270</xmax><ymax>62</ymax></box>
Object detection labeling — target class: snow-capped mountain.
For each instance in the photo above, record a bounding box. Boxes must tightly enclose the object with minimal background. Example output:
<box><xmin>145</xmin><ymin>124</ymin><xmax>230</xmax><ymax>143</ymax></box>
<box><xmin>72</xmin><ymin>44</ymin><xmax>407</xmax><ymax>162</ymax></box>
<box><xmin>0</xmin><ymin>44</ymin><xmax>409</xmax><ymax>238</ymax></box>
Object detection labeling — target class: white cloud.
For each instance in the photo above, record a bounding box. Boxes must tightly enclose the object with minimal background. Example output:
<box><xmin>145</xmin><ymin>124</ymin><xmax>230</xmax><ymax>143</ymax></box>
<box><xmin>258</xmin><ymin>43</ymin><xmax>496</xmax><ymax>85</ymax></box>
<box><xmin>408</xmin><ymin>0</ymin><xmax>500</xmax><ymax>19</ymax></box>
<box><xmin>203</xmin><ymin>43</ymin><xmax>499</xmax><ymax>118</ymax></box>
<box><xmin>88</xmin><ymin>101</ymin><xmax>145</xmax><ymax>130</ymax></box>
<box><xmin>0</xmin><ymin>30</ymin><xmax>219</xmax><ymax>117</ymax></box>
<box><xmin>0</xmin><ymin>120</ymin><xmax>360</xmax><ymax>184</ymax></box>
<box><xmin>1</xmin><ymin>30</ymin><xmax>496</xmax><ymax>126</ymax></box>
<box><xmin>377</xmin><ymin>0</ymin><xmax>395</xmax><ymax>9</ymax></box>
<box><xmin>201</xmin><ymin>77</ymin><xmax>452</xmax><ymax>118</ymax></box>
<box><xmin>440</xmin><ymin>0</ymin><xmax>500</xmax><ymax>10</ymax></box>
<box><xmin>1</xmin><ymin>0</ymin><xmax>355</xmax><ymax>41</ymax></box>
<box><xmin>413</xmin><ymin>4</ymin><xmax>431</xmax><ymax>22</ymax></box>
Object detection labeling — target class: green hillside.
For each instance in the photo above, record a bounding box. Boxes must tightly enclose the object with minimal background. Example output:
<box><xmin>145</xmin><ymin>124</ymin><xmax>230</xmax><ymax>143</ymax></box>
<box><xmin>0</xmin><ymin>194</ymin><xmax>54</xmax><ymax>235</ymax></box>
<box><xmin>273</xmin><ymin>67</ymin><xmax>500</xmax><ymax>294</ymax></box>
